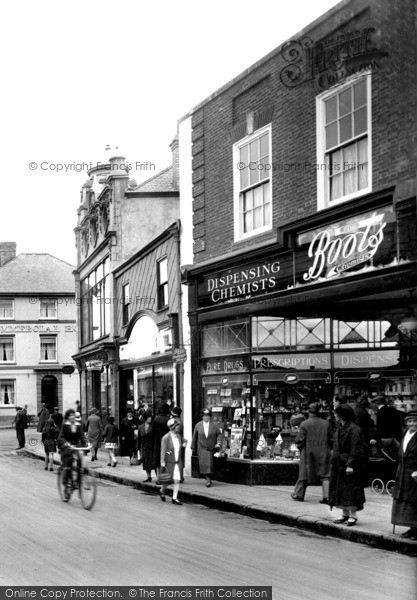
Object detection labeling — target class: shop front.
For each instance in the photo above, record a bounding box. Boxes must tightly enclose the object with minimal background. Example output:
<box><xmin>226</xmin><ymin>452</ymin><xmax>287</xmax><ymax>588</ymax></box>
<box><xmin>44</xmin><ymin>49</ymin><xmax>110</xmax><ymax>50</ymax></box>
<box><xmin>74</xmin><ymin>347</ymin><xmax>115</xmax><ymax>419</ymax></box>
<box><xmin>185</xmin><ymin>192</ymin><xmax>417</xmax><ymax>485</ymax></box>
<box><xmin>118</xmin><ymin>314</ymin><xmax>176</xmax><ymax>418</ymax></box>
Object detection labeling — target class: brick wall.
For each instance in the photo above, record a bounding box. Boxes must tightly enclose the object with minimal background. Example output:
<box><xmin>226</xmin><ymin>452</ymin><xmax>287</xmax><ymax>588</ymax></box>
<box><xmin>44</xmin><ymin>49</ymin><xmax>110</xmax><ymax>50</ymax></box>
<box><xmin>191</xmin><ymin>0</ymin><xmax>417</xmax><ymax>263</ymax></box>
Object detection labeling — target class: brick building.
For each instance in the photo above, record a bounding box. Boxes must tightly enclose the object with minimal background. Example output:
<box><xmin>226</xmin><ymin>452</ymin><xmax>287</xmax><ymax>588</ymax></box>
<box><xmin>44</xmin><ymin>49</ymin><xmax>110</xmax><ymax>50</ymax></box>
<box><xmin>0</xmin><ymin>243</ymin><xmax>78</xmax><ymax>425</ymax></box>
<box><xmin>179</xmin><ymin>0</ymin><xmax>417</xmax><ymax>484</ymax></box>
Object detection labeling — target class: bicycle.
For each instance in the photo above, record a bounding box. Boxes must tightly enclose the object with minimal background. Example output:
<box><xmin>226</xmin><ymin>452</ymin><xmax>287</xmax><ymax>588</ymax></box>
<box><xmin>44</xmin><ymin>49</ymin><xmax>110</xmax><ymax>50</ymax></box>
<box><xmin>57</xmin><ymin>444</ymin><xmax>97</xmax><ymax>510</ymax></box>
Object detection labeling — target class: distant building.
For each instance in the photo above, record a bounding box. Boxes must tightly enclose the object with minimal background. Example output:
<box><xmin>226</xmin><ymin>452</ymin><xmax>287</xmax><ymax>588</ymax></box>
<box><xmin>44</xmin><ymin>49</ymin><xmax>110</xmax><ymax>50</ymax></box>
<box><xmin>73</xmin><ymin>144</ymin><xmax>179</xmax><ymax>423</ymax></box>
<box><xmin>0</xmin><ymin>243</ymin><xmax>78</xmax><ymax>424</ymax></box>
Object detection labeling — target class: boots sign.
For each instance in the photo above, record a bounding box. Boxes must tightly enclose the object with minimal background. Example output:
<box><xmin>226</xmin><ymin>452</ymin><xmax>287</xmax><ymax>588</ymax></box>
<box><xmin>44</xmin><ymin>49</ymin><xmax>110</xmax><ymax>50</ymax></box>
<box><xmin>296</xmin><ymin>205</ymin><xmax>396</xmax><ymax>283</ymax></box>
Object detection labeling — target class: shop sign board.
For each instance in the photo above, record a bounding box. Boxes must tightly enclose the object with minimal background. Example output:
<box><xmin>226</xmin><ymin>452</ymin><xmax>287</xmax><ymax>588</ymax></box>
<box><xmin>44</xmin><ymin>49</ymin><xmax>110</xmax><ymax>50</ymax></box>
<box><xmin>173</xmin><ymin>348</ymin><xmax>187</xmax><ymax>364</ymax></box>
<box><xmin>62</xmin><ymin>365</ymin><xmax>75</xmax><ymax>375</ymax></box>
<box><xmin>334</xmin><ymin>349</ymin><xmax>400</xmax><ymax>369</ymax></box>
<box><xmin>201</xmin><ymin>356</ymin><xmax>250</xmax><ymax>375</ymax></box>
<box><xmin>252</xmin><ymin>353</ymin><xmax>331</xmax><ymax>370</ymax></box>
<box><xmin>86</xmin><ymin>359</ymin><xmax>103</xmax><ymax>371</ymax></box>
<box><xmin>296</xmin><ymin>205</ymin><xmax>396</xmax><ymax>284</ymax></box>
<box><xmin>198</xmin><ymin>252</ymin><xmax>293</xmax><ymax>307</ymax></box>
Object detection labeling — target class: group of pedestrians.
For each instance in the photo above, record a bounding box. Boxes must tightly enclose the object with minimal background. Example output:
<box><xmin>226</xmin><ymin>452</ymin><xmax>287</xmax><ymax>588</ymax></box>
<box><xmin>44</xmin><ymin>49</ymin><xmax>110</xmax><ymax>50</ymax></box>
<box><xmin>290</xmin><ymin>395</ymin><xmax>417</xmax><ymax>540</ymax></box>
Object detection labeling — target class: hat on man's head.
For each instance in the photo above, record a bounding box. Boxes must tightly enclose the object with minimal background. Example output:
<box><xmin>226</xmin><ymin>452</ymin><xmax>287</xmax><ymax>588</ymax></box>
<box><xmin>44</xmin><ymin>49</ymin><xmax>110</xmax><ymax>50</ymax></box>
<box><xmin>371</xmin><ymin>395</ymin><xmax>386</xmax><ymax>405</ymax></box>
<box><xmin>201</xmin><ymin>408</ymin><xmax>211</xmax><ymax>417</ymax></box>
<box><xmin>167</xmin><ymin>418</ymin><xmax>178</xmax><ymax>430</ymax></box>
<box><xmin>171</xmin><ymin>406</ymin><xmax>182</xmax><ymax>418</ymax></box>
<box><xmin>74</xmin><ymin>412</ymin><xmax>82</xmax><ymax>422</ymax></box>
<box><xmin>308</xmin><ymin>403</ymin><xmax>319</xmax><ymax>414</ymax></box>
<box><xmin>405</xmin><ymin>410</ymin><xmax>417</xmax><ymax>421</ymax></box>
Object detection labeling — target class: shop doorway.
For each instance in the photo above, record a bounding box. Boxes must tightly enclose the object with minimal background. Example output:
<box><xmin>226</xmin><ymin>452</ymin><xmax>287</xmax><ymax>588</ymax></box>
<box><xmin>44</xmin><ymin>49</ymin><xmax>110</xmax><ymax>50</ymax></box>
<box><xmin>41</xmin><ymin>375</ymin><xmax>58</xmax><ymax>414</ymax></box>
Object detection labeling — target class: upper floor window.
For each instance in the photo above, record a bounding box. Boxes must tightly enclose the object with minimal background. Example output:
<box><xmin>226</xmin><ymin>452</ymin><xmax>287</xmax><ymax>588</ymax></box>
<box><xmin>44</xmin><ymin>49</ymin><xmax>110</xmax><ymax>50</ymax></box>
<box><xmin>0</xmin><ymin>337</ymin><xmax>14</xmax><ymax>362</ymax></box>
<box><xmin>80</xmin><ymin>257</ymin><xmax>111</xmax><ymax>345</ymax></box>
<box><xmin>317</xmin><ymin>75</ymin><xmax>371</xmax><ymax>209</ymax></box>
<box><xmin>122</xmin><ymin>283</ymin><xmax>130</xmax><ymax>326</ymax></box>
<box><xmin>0</xmin><ymin>299</ymin><xmax>14</xmax><ymax>319</ymax></box>
<box><xmin>233</xmin><ymin>125</ymin><xmax>272</xmax><ymax>241</ymax></box>
<box><xmin>0</xmin><ymin>380</ymin><xmax>15</xmax><ymax>405</ymax></box>
<box><xmin>40</xmin><ymin>335</ymin><xmax>57</xmax><ymax>362</ymax></box>
<box><xmin>157</xmin><ymin>258</ymin><xmax>168</xmax><ymax>310</ymax></box>
<box><xmin>40</xmin><ymin>299</ymin><xmax>57</xmax><ymax>319</ymax></box>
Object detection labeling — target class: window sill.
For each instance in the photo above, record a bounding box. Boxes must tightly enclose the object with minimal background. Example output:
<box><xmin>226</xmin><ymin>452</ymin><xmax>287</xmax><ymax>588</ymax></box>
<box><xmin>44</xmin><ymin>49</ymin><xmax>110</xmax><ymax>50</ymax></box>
<box><xmin>0</xmin><ymin>362</ymin><xmax>16</xmax><ymax>365</ymax></box>
<box><xmin>233</xmin><ymin>229</ymin><xmax>275</xmax><ymax>247</ymax></box>
<box><xmin>39</xmin><ymin>361</ymin><xmax>59</xmax><ymax>364</ymax></box>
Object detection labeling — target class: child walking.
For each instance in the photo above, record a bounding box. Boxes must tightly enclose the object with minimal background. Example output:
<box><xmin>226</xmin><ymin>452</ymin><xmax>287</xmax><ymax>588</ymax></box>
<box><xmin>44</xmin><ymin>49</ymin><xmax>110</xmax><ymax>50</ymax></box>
<box><xmin>102</xmin><ymin>416</ymin><xmax>119</xmax><ymax>467</ymax></box>
<box><xmin>41</xmin><ymin>417</ymin><xmax>60</xmax><ymax>471</ymax></box>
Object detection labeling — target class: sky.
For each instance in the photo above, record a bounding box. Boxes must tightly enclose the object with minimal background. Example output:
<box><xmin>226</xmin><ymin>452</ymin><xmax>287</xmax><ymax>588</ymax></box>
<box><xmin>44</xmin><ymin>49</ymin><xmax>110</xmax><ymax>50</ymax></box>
<box><xmin>1</xmin><ymin>0</ymin><xmax>341</xmax><ymax>266</ymax></box>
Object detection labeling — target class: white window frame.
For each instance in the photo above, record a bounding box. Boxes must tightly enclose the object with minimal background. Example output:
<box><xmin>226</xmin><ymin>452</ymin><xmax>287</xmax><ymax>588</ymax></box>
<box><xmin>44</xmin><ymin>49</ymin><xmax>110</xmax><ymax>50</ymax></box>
<box><xmin>0</xmin><ymin>299</ymin><xmax>14</xmax><ymax>320</ymax></box>
<box><xmin>0</xmin><ymin>337</ymin><xmax>15</xmax><ymax>363</ymax></box>
<box><xmin>316</xmin><ymin>73</ymin><xmax>372</xmax><ymax>211</ymax></box>
<box><xmin>0</xmin><ymin>379</ymin><xmax>15</xmax><ymax>406</ymax></box>
<box><xmin>39</xmin><ymin>335</ymin><xmax>58</xmax><ymax>363</ymax></box>
<box><xmin>40</xmin><ymin>298</ymin><xmax>58</xmax><ymax>319</ymax></box>
<box><xmin>233</xmin><ymin>124</ymin><xmax>273</xmax><ymax>241</ymax></box>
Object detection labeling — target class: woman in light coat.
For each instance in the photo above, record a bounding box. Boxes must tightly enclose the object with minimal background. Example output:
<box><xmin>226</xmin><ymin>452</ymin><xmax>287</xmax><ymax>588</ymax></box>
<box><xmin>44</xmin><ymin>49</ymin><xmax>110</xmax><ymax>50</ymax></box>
<box><xmin>159</xmin><ymin>419</ymin><xmax>187</xmax><ymax>504</ymax></box>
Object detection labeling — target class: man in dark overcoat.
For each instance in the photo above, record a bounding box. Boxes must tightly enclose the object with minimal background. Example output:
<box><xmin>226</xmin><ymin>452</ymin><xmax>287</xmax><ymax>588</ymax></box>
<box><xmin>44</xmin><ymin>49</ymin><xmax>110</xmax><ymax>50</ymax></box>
<box><xmin>191</xmin><ymin>408</ymin><xmax>222</xmax><ymax>487</ymax></box>
<box><xmin>370</xmin><ymin>395</ymin><xmax>405</xmax><ymax>443</ymax></box>
<box><xmin>291</xmin><ymin>403</ymin><xmax>332</xmax><ymax>503</ymax></box>
<box><xmin>14</xmin><ymin>406</ymin><xmax>28</xmax><ymax>449</ymax></box>
<box><xmin>391</xmin><ymin>410</ymin><xmax>417</xmax><ymax>540</ymax></box>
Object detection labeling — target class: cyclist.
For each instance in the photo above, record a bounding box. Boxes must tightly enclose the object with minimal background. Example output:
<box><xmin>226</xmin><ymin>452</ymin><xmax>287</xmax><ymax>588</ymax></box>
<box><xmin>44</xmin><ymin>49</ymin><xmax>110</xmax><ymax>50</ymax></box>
<box><xmin>58</xmin><ymin>409</ymin><xmax>88</xmax><ymax>498</ymax></box>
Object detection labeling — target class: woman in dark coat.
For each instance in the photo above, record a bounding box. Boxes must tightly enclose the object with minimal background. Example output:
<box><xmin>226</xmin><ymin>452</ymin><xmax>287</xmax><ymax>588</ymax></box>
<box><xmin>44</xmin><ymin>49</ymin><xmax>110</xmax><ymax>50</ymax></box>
<box><xmin>37</xmin><ymin>403</ymin><xmax>50</xmax><ymax>432</ymax></box>
<box><xmin>137</xmin><ymin>412</ymin><xmax>155</xmax><ymax>482</ymax></box>
<box><xmin>191</xmin><ymin>408</ymin><xmax>222</xmax><ymax>487</ymax></box>
<box><xmin>120</xmin><ymin>409</ymin><xmax>138</xmax><ymax>465</ymax></box>
<box><xmin>329</xmin><ymin>404</ymin><xmax>367</xmax><ymax>527</ymax></box>
<box><xmin>152</xmin><ymin>403</ymin><xmax>171</xmax><ymax>477</ymax></box>
<box><xmin>391</xmin><ymin>410</ymin><xmax>417</xmax><ymax>540</ymax></box>
<box><xmin>85</xmin><ymin>408</ymin><xmax>102</xmax><ymax>462</ymax></box>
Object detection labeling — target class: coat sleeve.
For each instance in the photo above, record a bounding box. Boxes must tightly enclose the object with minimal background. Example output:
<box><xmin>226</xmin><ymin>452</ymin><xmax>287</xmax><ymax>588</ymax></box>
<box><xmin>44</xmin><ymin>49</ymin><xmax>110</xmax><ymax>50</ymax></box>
<box><xmin>347</xmin><ymin>426</ymin><xmax>364</xmax><ymax>469</ymax></box>
<box><xmin>160</xmin><ymin>435</ymin><xmax>168</xmax><ymax>467</ymax></box>
<box><xmin>191</xmin><ymin>425</ymin><xmax>198</xmax><ymax>453</ymax></box>
<box><xmin>296</xmin><ymin>424</ymin><xmax>307</xmax><ymax>450</ymax></box>
<box><xmin>215</xmin><ymin>423</ymin><xmax>222</xmax><ymax>447</ymax></box>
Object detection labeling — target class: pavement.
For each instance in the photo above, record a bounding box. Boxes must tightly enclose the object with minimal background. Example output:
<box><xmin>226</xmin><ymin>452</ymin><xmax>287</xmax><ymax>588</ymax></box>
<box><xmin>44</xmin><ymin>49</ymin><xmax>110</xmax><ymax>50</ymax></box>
<box><xmin>5</xmin><ymin>426</ymin><xmax>417</xmax><ymax>557</ymax></box>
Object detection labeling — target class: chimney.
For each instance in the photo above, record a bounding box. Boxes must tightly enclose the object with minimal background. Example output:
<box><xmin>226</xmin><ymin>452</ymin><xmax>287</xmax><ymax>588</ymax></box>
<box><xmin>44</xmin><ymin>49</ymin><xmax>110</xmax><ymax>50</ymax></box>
<box><xmin>0</xmin><ymin>242</ymin><xmax>16</xmax><ymax>267</ymax></box>
<box><xmin>170</xmin><ymin>135</ymin><xmax>179</xmax><ymax>190</ymax></box>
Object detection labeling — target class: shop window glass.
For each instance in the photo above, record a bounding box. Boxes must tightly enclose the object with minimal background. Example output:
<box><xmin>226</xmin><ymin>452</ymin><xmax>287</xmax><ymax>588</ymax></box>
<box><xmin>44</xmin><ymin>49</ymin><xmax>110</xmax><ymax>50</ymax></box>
<box><xmin>333</xmin><ymin>320</ymin><xmax>396</xmax><ymax>349</ymax></box>
<box><xmin>252</xmin><ymin>380</ymin><xmax>331</xmax><ymax>461</ymax></box>
<box><xmin>202</xmin><ymin>320</ymin><xmax>250</xmax><ymax>357</ymax></box>
<box><xmin>252</xmin><ymin>317</ymin><xmax>331</xmax><ymax>350</ymax></box>
<box><xmin>203</xmin><ymin>375</ymin><xmax>251</xmax><ymax>458</ymax></box>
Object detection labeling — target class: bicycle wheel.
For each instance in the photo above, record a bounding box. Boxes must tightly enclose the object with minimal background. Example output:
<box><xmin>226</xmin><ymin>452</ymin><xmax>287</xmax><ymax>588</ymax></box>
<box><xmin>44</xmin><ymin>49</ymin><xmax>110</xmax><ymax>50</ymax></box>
<box><xmin>79</xmin><ymin>468</ymin><xmax>97</xmax><ymax>510</ymax></box>
<box><xmin>57</xmin><ymin>466</ymin><xmax>72</xmax><ymax>502</ymax></box>
<box><xmin>386</xmin><ymin>480</ymin><xmax>395</xmax><ymax>497</ymax></box>
<box><xmin>371</xmin><ymin>478</ymin><xmax>384</xmax><ymax>494</ymax></box>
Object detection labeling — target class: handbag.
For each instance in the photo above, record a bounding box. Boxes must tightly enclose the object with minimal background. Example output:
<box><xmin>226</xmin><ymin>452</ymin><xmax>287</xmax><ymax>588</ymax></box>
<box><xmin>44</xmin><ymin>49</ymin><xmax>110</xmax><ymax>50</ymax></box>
<box><xmin>156</xmin><ymin>466</ymin><xmax>174</xmax><ymax>485</ymax></box>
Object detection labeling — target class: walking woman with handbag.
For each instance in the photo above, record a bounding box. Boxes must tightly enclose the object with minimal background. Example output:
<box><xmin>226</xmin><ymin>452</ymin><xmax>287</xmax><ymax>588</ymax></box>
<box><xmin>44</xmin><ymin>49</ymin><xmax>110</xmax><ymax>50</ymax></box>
<box><xmin>159</xmin><ymin>419</ymin><xmax>187</xmax><ymax>505</ymax></box>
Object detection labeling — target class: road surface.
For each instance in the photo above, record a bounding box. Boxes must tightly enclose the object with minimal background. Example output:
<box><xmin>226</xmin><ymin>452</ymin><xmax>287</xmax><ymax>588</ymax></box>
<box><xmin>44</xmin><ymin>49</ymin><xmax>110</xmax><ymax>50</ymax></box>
<box><xmin>0</xmin><ymin>432</ymin><xmax>415</xmax><ymax>598</ymax></box>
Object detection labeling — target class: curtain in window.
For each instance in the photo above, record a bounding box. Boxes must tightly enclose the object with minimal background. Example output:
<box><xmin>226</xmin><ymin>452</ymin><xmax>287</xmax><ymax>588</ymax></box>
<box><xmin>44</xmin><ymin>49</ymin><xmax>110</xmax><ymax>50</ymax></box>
<box><xmin>0</xmin><ymin>338</ymin><xmax>13</xmax><ymax>361</ymax></box>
